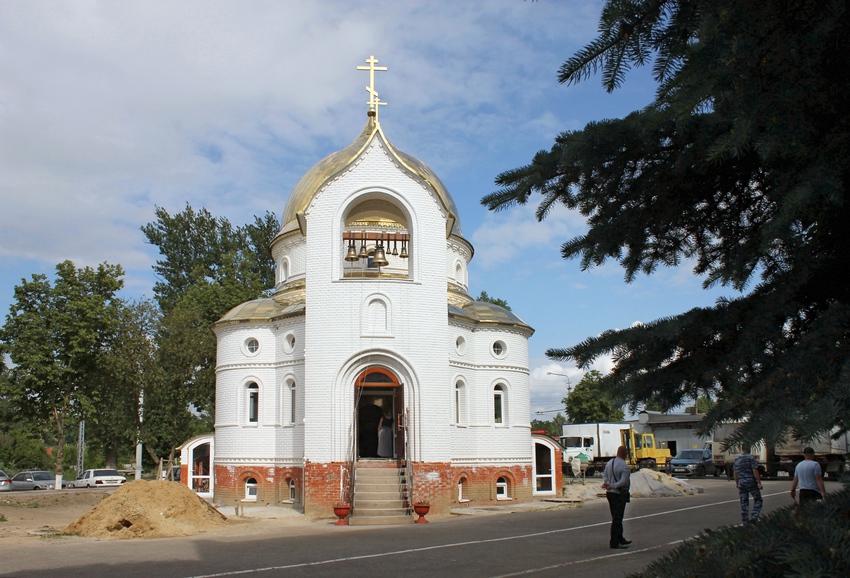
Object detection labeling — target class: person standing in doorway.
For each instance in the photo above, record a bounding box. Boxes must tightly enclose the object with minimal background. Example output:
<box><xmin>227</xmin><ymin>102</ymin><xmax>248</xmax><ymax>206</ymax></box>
<box><xmin>791</xmin><ymin>446</ymin><xmax>827</xmax><ymax>505</ymax></box>
<box><xmin>733</xmin><ymin>445</ymin><xmax>764</xmax><ymax>524</ymax></box>
<box><xmin>377</xmin><ymin>409</ymin><xmax>394</xmax><ymax>458</ymax></box>
<box><xmin>601</xmin><ymin>445</ymin><xmax>631</xmax><ymax>549</ymax></box>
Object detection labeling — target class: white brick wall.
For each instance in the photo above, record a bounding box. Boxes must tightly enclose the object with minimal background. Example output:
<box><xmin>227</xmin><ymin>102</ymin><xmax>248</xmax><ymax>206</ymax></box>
<box><xmin>214</xmin><ymin>125</ymin><xmax>533</xmax><ymax>475</ymax></box>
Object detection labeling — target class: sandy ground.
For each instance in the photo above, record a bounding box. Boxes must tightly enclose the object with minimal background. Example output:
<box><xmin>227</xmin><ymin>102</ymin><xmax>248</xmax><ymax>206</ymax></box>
<box><xmin>0</xmin><ymin>482</ymin><xmax>304</xmax><ymax>546</ymax></box>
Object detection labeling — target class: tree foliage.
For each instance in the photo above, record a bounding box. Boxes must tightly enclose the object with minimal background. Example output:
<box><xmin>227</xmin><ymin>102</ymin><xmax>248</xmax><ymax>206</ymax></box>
<box><xmin>564</xmin><ymin>370</ymin><xmax>625</xmax><ymax>424</ymax></box>
<box><xmin>85</xmin><ymin>299</ymin><xmax>160</xmax><ymax>469</ymax></box>
<box><xmin>141</xmin><ymin>205</ymin><xmax>278</xmax><ymax>422</ymax></box>
<box><xmin>483</xmin><ymin>0</ymin><xmax>850</xmax><ymax>445</ymax></box>
<box><xmin>1</xmin><ymin>261</ymin><xmax>124</xmax><ymax>474</ymax></box>
<box><xmin>531</xmin><ymin>413</ymin><xmax>567</xmax><ymax>438</ymax></box>
<box><xmin>476</xmin><ymin>291</ymin><xmax>511</xmax><ymax>311</ymax></box>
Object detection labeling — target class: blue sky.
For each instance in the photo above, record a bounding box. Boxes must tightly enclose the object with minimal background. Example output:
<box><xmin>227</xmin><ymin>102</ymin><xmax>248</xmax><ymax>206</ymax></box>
<box><xmin>0</xmin><ymin>1</ymin><xmax>733</xmax><ymax>420</ymax></box>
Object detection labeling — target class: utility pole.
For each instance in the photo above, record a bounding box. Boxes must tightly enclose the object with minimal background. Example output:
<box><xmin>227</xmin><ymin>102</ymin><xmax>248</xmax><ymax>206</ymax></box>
<box><xmin>547</xmin><ymin>372</ymin><xmax>573</xmax><ymax>421</ymax></box>
<box><xmin>76</xmin><ymin>420</ymin><xmax>85</xmax><ymax>477</ymax></box>
<box><xmin>135</xmin><ymin>389</ymin><xmax>144</xmax><ymax>480</ymax></box>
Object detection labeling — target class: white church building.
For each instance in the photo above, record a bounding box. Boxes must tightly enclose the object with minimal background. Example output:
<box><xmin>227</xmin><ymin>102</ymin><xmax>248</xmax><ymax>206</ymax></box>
<box><xmin>179</xmin><ymin>57</ymin><xmax>561</xmax><ymax>520</ymax></box>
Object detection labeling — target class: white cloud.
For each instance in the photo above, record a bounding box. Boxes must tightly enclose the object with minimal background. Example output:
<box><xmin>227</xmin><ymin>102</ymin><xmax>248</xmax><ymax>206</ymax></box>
<box><xmin>471</xmin><ymin>203</ymin><xmax>586</xmax><ymax>269</ymax></box>
<box><xmin>0</xmin><ymin>0</ymin><xmax>600</xmax><ymax>290</ymax></box>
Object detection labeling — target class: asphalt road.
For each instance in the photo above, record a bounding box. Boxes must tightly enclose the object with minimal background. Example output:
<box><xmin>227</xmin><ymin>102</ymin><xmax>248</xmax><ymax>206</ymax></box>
<box><xmin>0</xmin><ymin>478</ymin><xmax>798</xmax><ymax>578</ymax></box>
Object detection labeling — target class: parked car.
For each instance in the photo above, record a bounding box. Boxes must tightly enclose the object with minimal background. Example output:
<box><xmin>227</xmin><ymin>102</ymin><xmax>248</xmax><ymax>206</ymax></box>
<box><xmin>665</xmin><ymin>449</ymin><xmax>717</xmax><ymax>478</ymax></box>
<box><xmin>71</xmin><ymin>469</ymin><xmax>127</xmax><ymax>488</ymax></box>
<box><xmin>0</xmin><ymin>469</ymin><xmax>12</xmax><ymax>492</ymax></box>
<box><xmin>10</xmin><ymin>470</ymin><xmax>60</xmax><ymax>490</ymax></box>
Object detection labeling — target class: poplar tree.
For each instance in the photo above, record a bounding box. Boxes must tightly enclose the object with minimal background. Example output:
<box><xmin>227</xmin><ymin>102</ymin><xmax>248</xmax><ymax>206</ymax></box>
<box><xmin>483</xmin><ymin>1</ymin><xmax>850</xmax><ymax>444</ymax></box>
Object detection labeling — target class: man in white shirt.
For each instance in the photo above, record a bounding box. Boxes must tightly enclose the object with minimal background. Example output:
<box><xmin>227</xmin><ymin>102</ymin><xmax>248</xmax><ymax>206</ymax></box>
<box><xmin>791</xmin><ymin>446</ymin><xmax>827</xmax><ymax>505</ymax></box>
<box><xmin>601</xmin><ymin>445</ymin><xmax>631</xmax><ymax>549</ymax></box>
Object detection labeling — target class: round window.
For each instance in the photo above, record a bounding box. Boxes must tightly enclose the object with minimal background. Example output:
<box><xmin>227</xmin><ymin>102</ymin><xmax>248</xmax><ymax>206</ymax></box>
<box><xmin>492</xmin><ymin>340</ymin><xmax>507</xmax><ymax>358</ymax></box>
<box><xmin>244</xmin><ymin>338</ymin><xmax>260</xmax><ymax>355</ymax></box>
<box><xmin>284</xmin><ymin>333</ymin><xmax>296</xmax><ymax>354</ymax></box>
<box><xmin>455</xmin><ymin>336</ymin><xmax>466</xmax><ymax>355</ymax></box>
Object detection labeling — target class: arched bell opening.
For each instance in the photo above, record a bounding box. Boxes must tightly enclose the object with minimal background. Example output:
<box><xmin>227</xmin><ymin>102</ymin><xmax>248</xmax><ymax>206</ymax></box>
<box><xmin>341</xmin><ymin>193</ymin><xmax>412</xmax><ymax>279</ymax></box>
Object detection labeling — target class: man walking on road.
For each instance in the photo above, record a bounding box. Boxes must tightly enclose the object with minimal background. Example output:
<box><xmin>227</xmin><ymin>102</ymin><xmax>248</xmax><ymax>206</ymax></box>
<box><xmin>733</xmin><ymin>445</ymin><xmax>763</xmax><ymax>524</ymax></box>
<box><xmin>602</xmin><ymin>445</ymin><xmax>631</xmax><ymax>549</ymax></box>
<box><xmin>790</xmin><ymin>446</ymin><xmax>827</xmax><ymax>505</ymax></box>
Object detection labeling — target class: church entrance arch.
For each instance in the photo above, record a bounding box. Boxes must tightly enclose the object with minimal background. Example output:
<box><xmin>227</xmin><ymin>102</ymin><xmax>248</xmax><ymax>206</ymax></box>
<box><xmin>355</xmin><ymin>367</ymin><xmax>404</xmax><ymax>460</ymax></box>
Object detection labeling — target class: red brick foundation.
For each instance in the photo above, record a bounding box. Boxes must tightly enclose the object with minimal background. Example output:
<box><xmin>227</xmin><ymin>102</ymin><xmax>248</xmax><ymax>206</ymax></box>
<box><xmin>412</xmin><ymin>463</ymin><xmax>534</xmax><ymax>513</ymax></box>
<box><xmin>202</xmin><ymin>460</ymin><xmax>536</xmax><ymax>518</ymax></box>
<box><xmin>211</xmin><ymin>464</ymin><xmax>304</xmax><ymax>510</ymax></box>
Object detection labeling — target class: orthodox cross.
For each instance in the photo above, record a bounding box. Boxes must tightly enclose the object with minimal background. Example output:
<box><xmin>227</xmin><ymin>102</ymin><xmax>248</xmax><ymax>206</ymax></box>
<box><xmin>357</xmin><ymin>55</ymin><xmax>387</xmax><ymax>119</ymax></box>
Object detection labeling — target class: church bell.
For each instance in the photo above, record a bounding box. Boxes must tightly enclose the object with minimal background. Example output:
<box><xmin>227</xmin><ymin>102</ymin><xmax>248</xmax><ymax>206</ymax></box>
<box><xmin>371</xmin><ymin>245</ymin><xmax>389</xmax><ymax>267</ymax></box>
<box><xmin>345</xmin><ymin>244</ymin><xmax>359</xmax><ymax>262</ymax></box>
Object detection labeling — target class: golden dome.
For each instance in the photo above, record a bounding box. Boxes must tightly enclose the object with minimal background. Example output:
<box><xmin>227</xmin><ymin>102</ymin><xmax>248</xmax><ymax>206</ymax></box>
<box><xmin>449</xmin><ymin>302</ymin><xmax>534</xmax><ymax>333</ymax></box>
<box><xmin>279</xmin><ymin>118</ymin><xmax>463</xmax><ymax>237</ymax></box>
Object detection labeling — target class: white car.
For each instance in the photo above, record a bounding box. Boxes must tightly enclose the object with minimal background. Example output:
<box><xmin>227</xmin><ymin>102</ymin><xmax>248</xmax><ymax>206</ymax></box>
<box><xmin>71</xmin><ymin>469</ymin><xmax>127</xmax><ymax>488</ymax></box>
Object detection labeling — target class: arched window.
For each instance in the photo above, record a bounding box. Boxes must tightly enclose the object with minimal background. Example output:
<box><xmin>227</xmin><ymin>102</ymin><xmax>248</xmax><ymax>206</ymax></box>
<box><xmin>496</xmin><ymin>476</ymin><xmax>510</xmax><ymax>500</ymax></box>
<box><xmin>458</xmin><ymin>476</ymin><xmax>469</xmax><ymax>503</ymax></box>
<box><xmin>493</xmin><ymin>384</ymin><xmax>506</xmax><ymax>425</ymax></box>
<box><xmin>288</xmin><ymin>478</ymin><xmax>296</xmax><ymax>502</ymax></box>
<box><xmin>454</xmin><ymin>261</ymin><xmax>464</xmax><ymax>284</ymax></box>
<box><xmin>247</xmin><ymin>382</ymin><xmax>259</xmax><ymax>424</ymax></box>
<box><xmin>245</xmin><ymin>477</ymin><xmax>258</xmax><ymax>501</ymax></box>
<box><xmin>454</xmin><ymin>380</ymin><xmax>467</xmax><ymax>425</ymax></box>
<box><xmin>288</xmin><ymin>380</ymin><xmax>297</xmax><ymax>424</ymax></box>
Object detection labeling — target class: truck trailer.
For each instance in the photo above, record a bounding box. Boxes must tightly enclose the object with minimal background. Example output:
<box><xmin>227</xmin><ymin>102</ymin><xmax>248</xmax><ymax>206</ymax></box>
<box><xmin>560</xmin><ymin>422</ymin><xmax>670</xmax><ymax>475</ymax></box>
<box><xmin>708</xmin><ymin>423</ymin><xmax>849</xmax><ymax>479</ymax></box>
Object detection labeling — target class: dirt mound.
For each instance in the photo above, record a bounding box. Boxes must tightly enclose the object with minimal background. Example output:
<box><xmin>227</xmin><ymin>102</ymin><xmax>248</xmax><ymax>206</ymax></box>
<box><xmin>64</xmin><ymin>480</ymin><xmax>228</xmax><ymax>539</ymax></box>
<box><xmin>563</xmin><ymin>469</ymin><xmax>704</xmax><ymax>501</ymax></box>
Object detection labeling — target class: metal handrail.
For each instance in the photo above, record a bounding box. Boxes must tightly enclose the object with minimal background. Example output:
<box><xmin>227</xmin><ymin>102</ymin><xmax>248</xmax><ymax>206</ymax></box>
<box><xmin>343</xmin><ymin>394</ymin><xmax>360</xmax><ymax>507</ymax></box>
<box><xmin>403</xmin><ymin>407</ymin><xmax>413</xmax><ymax>513</ymax></box>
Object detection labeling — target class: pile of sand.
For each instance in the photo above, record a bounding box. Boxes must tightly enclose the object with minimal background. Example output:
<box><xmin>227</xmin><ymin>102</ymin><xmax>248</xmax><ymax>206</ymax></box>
<box><xmin>64</xmin><ymin>480</ymin><xmax>228</xmax><ymax>539</ymax></box>
<box><xmin>563</xmin><ymin>469</ymin><xmax>704</xmax><ymax>502</ymax></box>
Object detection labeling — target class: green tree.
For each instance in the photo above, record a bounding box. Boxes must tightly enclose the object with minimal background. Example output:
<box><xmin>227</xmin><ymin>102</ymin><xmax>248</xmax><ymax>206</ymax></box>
<box><xmin>85</xmin><ymin>299</ymin><xmax>160</xmax><ymax>470</ymax></box>
<box><xmin>531</xmin><ymin>412</ymin><xmax>567</xmax><ymax>438</ymax></box>
<box><xmin>476</xmin><ymin>291</ymin><xmax>511</xmax><ymax>311</ymax></box>
<box><xmin>483</xmin><ymin>1</ymin><xmax>850</xmax><ymax>444</ymax></box>
<box><xmin>141</xmin><ymin>205</ymin><xmax>278</xmax><ymax>421</ymax></box>
<box><xmin>684</xmin><ymin>395</ymin><xmax>716</xmax><ymax>416</ymax></box>
<box><xmin>1</xmin><ymin>261</ymin><xmax>124</xmax><ymax>475</ymax></box>
<box><xmin>564</xmin><ymin>370</ymin><xmax>625</xmax><ymax>424</ymax></box>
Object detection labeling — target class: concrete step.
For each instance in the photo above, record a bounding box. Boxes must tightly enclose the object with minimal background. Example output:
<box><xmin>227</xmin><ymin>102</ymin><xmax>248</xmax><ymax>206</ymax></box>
<box><xmin>356</xmin><ymin>469</ymin><xmax>404</xmax><ymax>480</ymax></box>
<box><xmin>356</xmin><ymin>490</ymin><xmax>406</xmax><ymax>500</ymax></box>
<box><xmin>354</xmin><ymin>499</ymin><xmax>406</xmax><ymax>509</ymax></box>
<box><xmin>355</xmin><ymin>481</ymin><xmax>404</xmax><ymax>492</ymax></box>
<box><xmin>349</xmin><ymin>514</ymin><xmax>412</xmax><ymax>526</ymax></box>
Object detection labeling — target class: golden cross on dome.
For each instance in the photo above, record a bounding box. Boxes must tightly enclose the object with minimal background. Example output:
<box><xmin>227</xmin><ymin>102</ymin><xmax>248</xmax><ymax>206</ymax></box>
<box><xmin>357</xmin><ymin>55</ymin><xmax>387</xmax><ymax>119</ymax></box>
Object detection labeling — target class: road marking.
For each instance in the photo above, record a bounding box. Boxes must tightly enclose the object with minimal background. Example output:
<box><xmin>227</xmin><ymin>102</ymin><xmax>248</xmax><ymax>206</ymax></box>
<box><xmin>490</xmin><ymin>541</ymin><xmax>686</xmax><ymax>577</ymax></box>
<box><xmin>184</xmin><ymin>491</ymin><xmax>787</xmax><ymax>578</ymax></box>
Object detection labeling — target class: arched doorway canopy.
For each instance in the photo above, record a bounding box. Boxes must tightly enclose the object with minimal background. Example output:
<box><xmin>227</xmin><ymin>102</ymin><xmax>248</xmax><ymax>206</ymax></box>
<box><xmin>355</xmin><ymin>367</ymin><xmax>400</xmax><ymax>387</ymax></box>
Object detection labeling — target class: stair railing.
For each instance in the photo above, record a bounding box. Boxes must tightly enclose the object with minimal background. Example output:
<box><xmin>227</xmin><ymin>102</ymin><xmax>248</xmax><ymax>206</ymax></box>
<box><xmin>403</xmin><ymin>406</ymin><xmax>413</xmax><ymax>513</ymax></box>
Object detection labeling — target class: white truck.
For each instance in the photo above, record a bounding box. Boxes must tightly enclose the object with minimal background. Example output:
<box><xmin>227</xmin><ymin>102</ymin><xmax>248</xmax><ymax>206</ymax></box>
<box><xmin>560</xmin><ymin>423</ymin><xmax>632</xmax><ymax>476</ymax></box>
